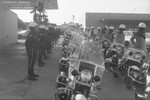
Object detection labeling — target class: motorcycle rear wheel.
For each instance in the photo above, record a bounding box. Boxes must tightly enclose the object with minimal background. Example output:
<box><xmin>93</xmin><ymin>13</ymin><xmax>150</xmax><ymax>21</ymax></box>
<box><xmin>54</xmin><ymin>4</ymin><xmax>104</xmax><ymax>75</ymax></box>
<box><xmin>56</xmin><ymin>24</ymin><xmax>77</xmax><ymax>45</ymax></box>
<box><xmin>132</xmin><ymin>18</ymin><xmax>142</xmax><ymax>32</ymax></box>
<box><xmin>125</xmin><ymin>76</ymin><xmax>132</xmax><ymax>89</ymax></box>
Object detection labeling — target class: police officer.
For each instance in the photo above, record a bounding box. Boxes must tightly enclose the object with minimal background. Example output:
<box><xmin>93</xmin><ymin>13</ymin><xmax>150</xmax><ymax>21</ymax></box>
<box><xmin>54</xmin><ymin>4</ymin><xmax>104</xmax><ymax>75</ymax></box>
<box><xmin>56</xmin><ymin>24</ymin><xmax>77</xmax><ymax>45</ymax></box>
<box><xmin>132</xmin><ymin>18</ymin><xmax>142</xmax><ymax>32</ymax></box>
<box><xmin>115</xmin><ymin>24</ymin><xmax>126</xmax><ymax>44</ymax></box>
<box><xmin>37</xmin><ymin>25</ymin><xmax>46</xmax><ymax>66</ymax></box>
<box><xmin>43</xmin><ymin>26</ymin><xmax>49</xmax><ymax>59</ymax></box>
<box><xmin>25</xmin><ymin>22</ymin><xmax>39</xmax><ymax>81</ymax></box>
<box><xmin>90</xmin><ymin>26</ymin><xmax>94</xmax><ymax>38</ymax></box>
<box><xmin>103</xmin><ymin>26</ymin><xmax>115</xmax><ymax>42</ymax></box>
<box><xmin>130</xmin><ymin>22</ymin><xmax>147</xmax><ymax>50</ymax></box>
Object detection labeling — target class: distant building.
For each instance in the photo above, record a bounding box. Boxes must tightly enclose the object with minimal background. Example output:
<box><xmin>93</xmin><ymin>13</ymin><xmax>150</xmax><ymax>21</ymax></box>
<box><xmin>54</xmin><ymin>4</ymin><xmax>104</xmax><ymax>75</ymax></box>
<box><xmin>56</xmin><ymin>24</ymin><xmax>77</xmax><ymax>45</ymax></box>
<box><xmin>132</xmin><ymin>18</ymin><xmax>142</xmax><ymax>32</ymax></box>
<box><xmin>86</xmin><ymin>12</ymin><xmax>150</xmax><ymax>32</ymax></box>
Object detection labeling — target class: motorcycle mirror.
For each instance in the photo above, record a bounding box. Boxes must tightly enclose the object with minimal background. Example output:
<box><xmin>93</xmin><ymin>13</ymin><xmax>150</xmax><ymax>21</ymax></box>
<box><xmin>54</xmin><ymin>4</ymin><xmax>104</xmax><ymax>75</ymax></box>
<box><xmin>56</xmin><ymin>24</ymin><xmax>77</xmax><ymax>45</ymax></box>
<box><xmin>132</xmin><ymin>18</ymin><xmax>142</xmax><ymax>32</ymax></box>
<box><xmin>94</xmin><ymin>75</ymin><xmax>101</xmax><ymax>82</ymax></box>
<box><xmin>71</xmin><ymin>69</ymin><xmax>79</xmax><ymax>76</ymax></box>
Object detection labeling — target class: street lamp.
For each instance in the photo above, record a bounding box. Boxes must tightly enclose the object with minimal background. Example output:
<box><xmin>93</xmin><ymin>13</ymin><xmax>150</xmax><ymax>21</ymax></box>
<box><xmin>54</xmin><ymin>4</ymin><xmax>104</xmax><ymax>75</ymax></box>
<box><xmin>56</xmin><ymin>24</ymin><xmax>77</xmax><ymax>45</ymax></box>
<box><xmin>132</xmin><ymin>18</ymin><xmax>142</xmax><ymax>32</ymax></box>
<box><xmin>72</xmin><ymin>15</ymin><xmax>75</xmax><ymax>23</ymax></box>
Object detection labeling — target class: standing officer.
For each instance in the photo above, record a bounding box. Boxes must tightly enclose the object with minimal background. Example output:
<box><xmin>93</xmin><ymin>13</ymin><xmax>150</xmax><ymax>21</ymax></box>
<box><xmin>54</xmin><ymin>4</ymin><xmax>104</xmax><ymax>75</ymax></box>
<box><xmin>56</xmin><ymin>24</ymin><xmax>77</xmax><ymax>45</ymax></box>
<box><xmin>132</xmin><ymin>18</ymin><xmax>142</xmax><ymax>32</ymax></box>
<box><xmin>103</xmin><ymin>26</ymin><xmax>114</xmax><ymax>42</ymax></box>
<box><xmin>114</xmin><ymin>24</ymin><xmax>126</xmax><ymax>44</ymax></box>
<box><xmin>90</xmin><ymin>26</ymin><xmax>95</xmax><ymax>38</ymax></box>
<box><xmin>37</xmin><ymin>25</ymin><xmax>46</xmax><ymax>66</ymax></box>
<box><xmin>25</xmin><ymin>22</ymin><xmax>39</xmax><ymax>81</ymax></box>
<box><xmin>130</xmin><ymin>22</ymin><xmax>147</xmax><ymax>50</ymax></box>
<box><xmin>43</xmin><ymin>26</ymin><xmax>49</xmax><ymax>59</ymax></box>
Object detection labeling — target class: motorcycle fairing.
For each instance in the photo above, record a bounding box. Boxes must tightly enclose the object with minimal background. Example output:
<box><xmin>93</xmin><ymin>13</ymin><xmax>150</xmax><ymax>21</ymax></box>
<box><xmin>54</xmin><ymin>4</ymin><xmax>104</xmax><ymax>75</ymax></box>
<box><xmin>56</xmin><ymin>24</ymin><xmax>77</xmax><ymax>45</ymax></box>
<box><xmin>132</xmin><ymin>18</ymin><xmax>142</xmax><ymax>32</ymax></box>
<box><xmin>124</xmin><ymin>47</ymin><xmax>146</xmax><ymax>63</ymax></box>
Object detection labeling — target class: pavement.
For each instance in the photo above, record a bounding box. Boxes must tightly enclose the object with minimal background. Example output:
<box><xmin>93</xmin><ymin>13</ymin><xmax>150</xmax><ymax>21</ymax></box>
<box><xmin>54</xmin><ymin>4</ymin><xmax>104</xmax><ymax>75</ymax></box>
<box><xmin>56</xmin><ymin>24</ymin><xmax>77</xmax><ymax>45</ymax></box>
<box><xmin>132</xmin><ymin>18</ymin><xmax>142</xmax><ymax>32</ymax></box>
<box><xmin>0</xmin><ymin>39</ymin><xmax>62</xmax><ymax>99</ymax></box>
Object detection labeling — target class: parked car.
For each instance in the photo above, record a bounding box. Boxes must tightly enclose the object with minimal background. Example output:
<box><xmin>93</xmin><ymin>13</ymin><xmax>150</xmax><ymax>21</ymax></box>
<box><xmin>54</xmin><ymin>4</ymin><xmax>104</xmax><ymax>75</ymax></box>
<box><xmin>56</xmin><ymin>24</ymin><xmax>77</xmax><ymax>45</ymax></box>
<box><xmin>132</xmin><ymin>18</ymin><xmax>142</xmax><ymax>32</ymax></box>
<box><xmin>17</xmin><ymin>30</ymin><xmax>29</xmax><ymax>39</ymax></box>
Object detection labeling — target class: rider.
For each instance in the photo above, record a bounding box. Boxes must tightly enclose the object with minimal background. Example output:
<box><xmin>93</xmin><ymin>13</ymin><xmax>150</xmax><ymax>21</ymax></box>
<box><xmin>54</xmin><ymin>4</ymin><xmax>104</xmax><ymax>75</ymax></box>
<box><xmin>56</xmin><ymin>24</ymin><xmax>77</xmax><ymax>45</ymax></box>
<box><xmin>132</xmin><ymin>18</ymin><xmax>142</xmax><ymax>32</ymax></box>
<box><xmin>90</xmin><ymin>26</ymin><xmax>95</xmax><ymax>38</ymax></box>
<box><xmin>115</xmin><ymin>24</ymin><xmax>126</xmax><ymax>44</ymax></box>
<box><xmin>130</xmin><ymin>22</ymin><xmax>147</xmax><ymax>50</ymax></box>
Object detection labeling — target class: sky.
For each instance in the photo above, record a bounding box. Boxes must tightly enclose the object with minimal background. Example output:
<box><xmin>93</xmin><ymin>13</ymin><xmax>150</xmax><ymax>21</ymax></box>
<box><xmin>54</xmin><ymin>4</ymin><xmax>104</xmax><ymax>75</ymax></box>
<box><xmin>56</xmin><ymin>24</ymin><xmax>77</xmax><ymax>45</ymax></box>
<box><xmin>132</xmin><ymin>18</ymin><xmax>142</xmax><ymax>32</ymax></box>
<box><xmin>12</xmin><ymin>0</ymin><xmax>150</xmax><ymax>26</ymax></box>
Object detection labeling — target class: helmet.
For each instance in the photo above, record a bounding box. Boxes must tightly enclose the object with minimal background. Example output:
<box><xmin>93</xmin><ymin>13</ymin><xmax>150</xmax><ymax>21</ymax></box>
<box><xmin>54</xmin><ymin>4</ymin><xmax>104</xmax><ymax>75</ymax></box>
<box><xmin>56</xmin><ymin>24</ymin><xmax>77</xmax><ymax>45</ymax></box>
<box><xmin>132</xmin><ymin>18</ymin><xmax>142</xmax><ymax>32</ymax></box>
<box><xmin>49</xmin><ymin>25</ymin><xmax>53</xmax><ymax>27</ymax></box>
<box><xmin>60</xmin><ymin>72</ymin><xmax>66</xmax><ymax>76</ymax></box>
<box><xmin>39</xmin><ymin>25</ymin><xmax>45</xmax><ymax>29</ymax></box>
<box><xmin>104</xmin><ymin>26</ymin><xmax>108</xmax><ymax>29</ymax></box>
<box><xmin>138</xmin><ymin>22</ymin><xmax>146</xmax><ymax>28</ymax></box>
<box><xmin>75</xmin><ymin>94</ymin><xmax>86</xmax><ymax>100</ymax></box>
<box><xmin>119</xmin><ymin>24</ymin><xmax>126</xmax><ymax>29</ymax></box>
<box><xmin>97</xmin><ymin>27</ymin><xmax>101</xmax><ymax>30</ymax></box>
<box><xmin>29</xmin><ymin>22</ymin><xmax>38</xmax><ymax>27</ymax></box>
<box><xmin>91</xmin><ymin>26</ymin><xmax>94</xmax><ymax>29</ymax></box>
<box><xmin>45</xmin><ymin>27</ymin><xmax>49</xmax><ymax>30</ymax></box>
<box><xmin>109</xmin><ymin>26</ymin><xmax>114</xmax><ymax>30</ymax></box>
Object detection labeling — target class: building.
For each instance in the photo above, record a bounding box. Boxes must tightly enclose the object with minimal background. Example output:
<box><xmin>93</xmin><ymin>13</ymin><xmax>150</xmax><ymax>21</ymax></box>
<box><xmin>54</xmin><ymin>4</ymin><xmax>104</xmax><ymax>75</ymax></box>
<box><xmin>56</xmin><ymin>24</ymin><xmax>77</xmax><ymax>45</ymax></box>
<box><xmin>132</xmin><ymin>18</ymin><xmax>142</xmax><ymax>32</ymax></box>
<box><xmin>86</xmin><ymin>12</ymin><xmax>150</xmax><ymax>32</ymax></box>
<box><xmin>0</xmin><ymin>0</ymin><xmax>58</xmax><ymax>48</ymax></box>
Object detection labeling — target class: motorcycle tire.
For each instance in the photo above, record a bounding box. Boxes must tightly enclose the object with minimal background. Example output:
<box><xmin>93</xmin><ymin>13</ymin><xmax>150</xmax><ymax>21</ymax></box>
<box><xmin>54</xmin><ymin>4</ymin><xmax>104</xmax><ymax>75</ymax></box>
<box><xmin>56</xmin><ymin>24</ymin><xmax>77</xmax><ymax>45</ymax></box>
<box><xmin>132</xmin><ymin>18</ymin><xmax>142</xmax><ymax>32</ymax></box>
<box><xmin>53</xmin><ymin>93</ymin><xmax>60</xmax><ymax>100</ymax></box>
<box><xmin>113</xmin><ymin>72</ymin><xmax>119</xmax><ymax>78</ymax></box>
<box><xmin>125</xmin><ymin>76</ymin><xmax>132</xmax><ymax>89</ymax></box>
<box><xmin>135</xmin><ymin>93</ymin><xmax>145</xmax><ymax>100</ymax></box>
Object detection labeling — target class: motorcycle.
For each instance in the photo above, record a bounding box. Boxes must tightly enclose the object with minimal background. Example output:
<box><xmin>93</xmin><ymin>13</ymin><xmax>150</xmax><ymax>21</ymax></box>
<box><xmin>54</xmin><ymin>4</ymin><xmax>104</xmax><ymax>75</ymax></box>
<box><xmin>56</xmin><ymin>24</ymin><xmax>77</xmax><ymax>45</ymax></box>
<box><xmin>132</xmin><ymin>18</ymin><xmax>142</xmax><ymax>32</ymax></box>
<box><xmin>68</xmin><ymin>59</ymin><xmax>104</xmax><ymax>100</ymax></box>
<box><xmin>59</xmin><ymin>57</ymin><xmax>70</xmax><ymax>76</ymax></box>
<box><xmin>119</xmin><ymin>47</ymin><xmax>148</xmax><ymax>89</ymax></box>
<box><xmin>104</xmin><ymin>42</ymin><xmax>125</xmax><ymax>78</ymax></box>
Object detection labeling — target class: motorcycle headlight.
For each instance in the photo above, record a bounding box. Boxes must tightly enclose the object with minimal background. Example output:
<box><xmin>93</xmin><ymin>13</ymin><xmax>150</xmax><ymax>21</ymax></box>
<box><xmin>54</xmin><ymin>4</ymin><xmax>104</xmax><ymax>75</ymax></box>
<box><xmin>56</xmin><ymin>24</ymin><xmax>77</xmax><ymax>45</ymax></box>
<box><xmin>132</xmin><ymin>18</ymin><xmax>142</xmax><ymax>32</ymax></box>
<box><xmin>134</xmin><ymin>52</ymin><xmax>141</xmax><ymax>59</ymax></box>
<box><xmin>80</xmin><ymin>70</ymin><xmax>92</xmax><ymax>82</ymax></box>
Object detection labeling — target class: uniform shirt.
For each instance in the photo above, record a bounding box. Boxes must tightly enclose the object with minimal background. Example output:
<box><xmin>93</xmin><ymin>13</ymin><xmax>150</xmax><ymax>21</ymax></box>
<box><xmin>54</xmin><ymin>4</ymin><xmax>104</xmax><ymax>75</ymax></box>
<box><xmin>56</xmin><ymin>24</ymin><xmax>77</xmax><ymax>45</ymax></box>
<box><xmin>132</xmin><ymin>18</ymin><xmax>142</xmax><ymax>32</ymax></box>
<box><xmin>130</xmin><ymin>30</ymin><xmax>146</xmax><ymax>50</ymax></box>
<box><xmin>103</xmin><ymin>30</ymin><xmax>114</xmax><ymax>42</ymax></box>
<box><xmin>37</xmin><ymin>30</ymin><xmax>45</xmax><ymax>48</ymax></box>
<box><xmin>115</xmin><ymin>31</ymin><xmax>125</xmax><ymax>44</ymax></box>
<box><xmin>25</xmin><ymin>30</ymin><xmax>38</xmax><ymax>51</ymax></box>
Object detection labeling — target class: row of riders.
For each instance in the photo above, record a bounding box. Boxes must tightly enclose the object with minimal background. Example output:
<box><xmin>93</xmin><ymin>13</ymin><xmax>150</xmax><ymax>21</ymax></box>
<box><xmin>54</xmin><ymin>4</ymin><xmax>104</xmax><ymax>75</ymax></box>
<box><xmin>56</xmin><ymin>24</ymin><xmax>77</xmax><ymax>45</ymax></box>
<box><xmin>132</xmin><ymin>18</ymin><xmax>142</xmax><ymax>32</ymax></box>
<box><xmin>54</xmin><ymin>22</ymin><xmax>150</xmax><ymax>100</ymax></box>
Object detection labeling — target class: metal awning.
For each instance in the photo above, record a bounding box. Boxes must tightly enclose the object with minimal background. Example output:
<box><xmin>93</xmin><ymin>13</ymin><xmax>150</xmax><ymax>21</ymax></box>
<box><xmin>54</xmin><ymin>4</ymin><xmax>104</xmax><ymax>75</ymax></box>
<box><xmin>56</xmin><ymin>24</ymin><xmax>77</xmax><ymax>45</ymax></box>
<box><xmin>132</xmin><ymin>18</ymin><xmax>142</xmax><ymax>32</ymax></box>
<box><xmin>0</xmin><ymin>0</ymin><xmax>58</xmax><ymax>9</ymax></box>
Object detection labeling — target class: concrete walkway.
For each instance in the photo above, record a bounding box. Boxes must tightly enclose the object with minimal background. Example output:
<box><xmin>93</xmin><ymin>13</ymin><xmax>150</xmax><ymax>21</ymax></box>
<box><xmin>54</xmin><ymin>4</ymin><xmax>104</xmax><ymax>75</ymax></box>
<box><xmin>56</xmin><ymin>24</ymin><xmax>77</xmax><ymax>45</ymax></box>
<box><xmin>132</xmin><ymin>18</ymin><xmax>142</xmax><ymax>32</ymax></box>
<box><xmin>0</xmin><ymin>38</ymin><xmax>62</xmax><ymax>99</ymax></box>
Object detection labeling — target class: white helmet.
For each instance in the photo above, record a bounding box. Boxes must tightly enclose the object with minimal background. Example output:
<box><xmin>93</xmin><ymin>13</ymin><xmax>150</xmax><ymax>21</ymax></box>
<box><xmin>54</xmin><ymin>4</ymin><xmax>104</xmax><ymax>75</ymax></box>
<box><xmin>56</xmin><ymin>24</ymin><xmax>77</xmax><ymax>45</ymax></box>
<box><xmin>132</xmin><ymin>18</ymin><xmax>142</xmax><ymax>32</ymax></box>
<box><xmin>104</xmin><ymin>26</ymin><xmax>108</xmax><ymax>29</ymax></box>
<box><xmin>97</xmin><ymin>27</ymin><xmax>101</xmax><ymax>30</ymax></box>
<box><xmin>29</xmin><ymin>22</ymin><xmax>38</xmax><ymax>27</ymax></box>
<box><xmin>119</xmin><ymin>24</ymin><xmax>126</xmax><ymax>29</ymax></box>
<box><xmin>75</xmin><ymin>94</ymin><xmax>86</xmax><ymax>100</ymax></box>
<box><xmin>138</xmin><ymin>22</ymin><xmax>146</xmax><ymax>28</ymax></box>
<box><xmin>45</xmin><ymin>27</ymin><xmax>49</xmax><ymax>30</ymax></box>
<box><xmin>39</xmin><ymin>25</ymin><xmax>45</xmax><ymax>29</ymax></box>
<box><xmin>109</xmin><ymin>26</ymin><xmax>114</xmax><ymax>30</ymax></box>
<box><xmin>91</xmin><ymin>26</ymin><xmax>94</xmax><ymax>29</ymax></box>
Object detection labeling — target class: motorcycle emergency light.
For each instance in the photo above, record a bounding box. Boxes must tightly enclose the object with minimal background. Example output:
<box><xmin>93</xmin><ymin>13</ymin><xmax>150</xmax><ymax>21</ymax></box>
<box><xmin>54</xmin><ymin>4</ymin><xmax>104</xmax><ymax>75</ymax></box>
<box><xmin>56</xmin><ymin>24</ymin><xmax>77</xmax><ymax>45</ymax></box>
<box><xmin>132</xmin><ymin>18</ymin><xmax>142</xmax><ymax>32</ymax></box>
<box><xmin>71</xmin><ymin>69</ymin><xmax>79</xmax><ymax>76</ymax></box>
<box><xmin>94</xmin><ymin>75</ymin><xmax>101</xmax><ymax>82</ymax></box>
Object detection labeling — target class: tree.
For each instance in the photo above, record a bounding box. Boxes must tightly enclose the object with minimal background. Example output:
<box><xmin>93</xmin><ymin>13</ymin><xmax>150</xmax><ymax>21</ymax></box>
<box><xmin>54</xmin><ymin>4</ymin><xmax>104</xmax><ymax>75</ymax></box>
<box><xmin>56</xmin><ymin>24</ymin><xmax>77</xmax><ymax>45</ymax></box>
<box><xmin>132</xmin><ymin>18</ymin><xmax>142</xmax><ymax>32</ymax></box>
<box><xmin>18</xmin><ymin>18</ymin><xmax>27</xmax><ymax>30</ymax></box>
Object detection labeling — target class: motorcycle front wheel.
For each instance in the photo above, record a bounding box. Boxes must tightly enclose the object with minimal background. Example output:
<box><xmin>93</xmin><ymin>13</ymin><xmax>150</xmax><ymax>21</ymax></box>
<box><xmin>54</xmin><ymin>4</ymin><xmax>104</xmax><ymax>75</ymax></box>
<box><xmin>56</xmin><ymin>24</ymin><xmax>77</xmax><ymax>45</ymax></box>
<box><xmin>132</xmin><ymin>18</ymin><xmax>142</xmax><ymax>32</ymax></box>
<box><xmin>125</xmin><ymin>76</ymin><xmax>132</xmax><ymax>89</ymax></box>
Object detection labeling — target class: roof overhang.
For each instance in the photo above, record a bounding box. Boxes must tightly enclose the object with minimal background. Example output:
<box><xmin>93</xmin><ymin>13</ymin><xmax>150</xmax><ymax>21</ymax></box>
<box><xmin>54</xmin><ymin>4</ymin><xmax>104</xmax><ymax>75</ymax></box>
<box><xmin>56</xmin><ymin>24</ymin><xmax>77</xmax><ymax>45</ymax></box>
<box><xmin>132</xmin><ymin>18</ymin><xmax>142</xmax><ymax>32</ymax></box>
<box><xmin>0</xmin><ymin>0</ymin><xmax>58</xmax><ymax>10</ymax></box>
<box><xmin>100</xmin><ymin>18</ymin><xmax>150</xmax><ymax>22</ymax></box>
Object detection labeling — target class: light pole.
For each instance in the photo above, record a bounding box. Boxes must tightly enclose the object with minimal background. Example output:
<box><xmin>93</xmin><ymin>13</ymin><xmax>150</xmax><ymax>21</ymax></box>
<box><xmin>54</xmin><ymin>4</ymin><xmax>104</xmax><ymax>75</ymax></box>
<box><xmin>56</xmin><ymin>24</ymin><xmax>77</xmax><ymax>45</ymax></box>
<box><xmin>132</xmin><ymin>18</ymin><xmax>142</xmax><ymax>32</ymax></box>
<box><xmin>72</xmin><ymin>15</ymin><xmax>75</xmax><ymax>23</ymax></box>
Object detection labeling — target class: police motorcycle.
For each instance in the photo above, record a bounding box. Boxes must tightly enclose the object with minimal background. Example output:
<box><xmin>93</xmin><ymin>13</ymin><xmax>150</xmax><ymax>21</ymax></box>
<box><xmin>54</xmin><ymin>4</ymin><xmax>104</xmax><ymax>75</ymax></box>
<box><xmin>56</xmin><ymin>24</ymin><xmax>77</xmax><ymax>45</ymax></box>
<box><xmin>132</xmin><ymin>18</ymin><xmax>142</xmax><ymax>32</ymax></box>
<box><xmin>104</xmin><ymin>41</ymin><xmax>125</xmax><ymax>78</ymax></box>
<box><xmin>59</xmin><ymin>57</ymin><xmax>70</xmax><ymax>76</ymax></box>
<box><xmin>54</xmin><ymin>33</ymin><xmax>105</xmax><ymax>100</ymax></box>
<box><xmin>119</xmin><ymin>47</ymin><xmax>150</xmax><ymax>99</ymax></box>
<box><xmin>66</xmin><ymin>39</ymin><xmax>105</xmax><ymax>100</ymax></box>
<box><xmin>69</xmin><ymin>60</ymin><xmax>104</xmax><ymax>100</ymax></box>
